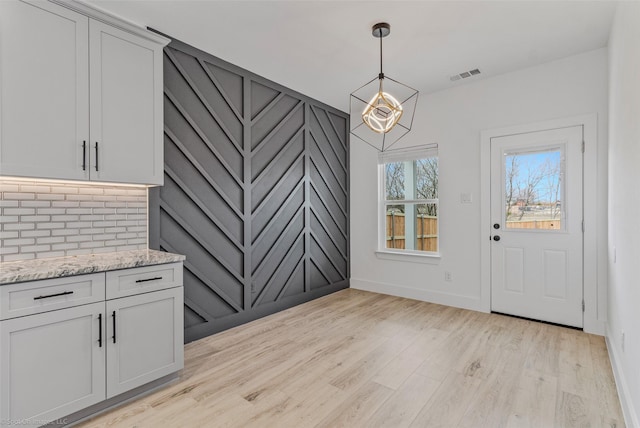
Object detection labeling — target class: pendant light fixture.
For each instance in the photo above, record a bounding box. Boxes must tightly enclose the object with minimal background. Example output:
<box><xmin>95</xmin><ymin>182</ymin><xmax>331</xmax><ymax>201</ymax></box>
<box><xmin>350</xmin><ymin>22</ymin><xmax>419</xmax><ymax>152</ymax></box>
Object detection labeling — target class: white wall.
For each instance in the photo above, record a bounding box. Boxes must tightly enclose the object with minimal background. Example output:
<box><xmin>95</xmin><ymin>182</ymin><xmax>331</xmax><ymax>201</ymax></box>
<box><xmin>350</xmin><ymin>48</ymin><xmax>609</xmax><ymax>321</ymax></box>
<box><xmin>606</xmin><ymin>2</ymin><xmax>640</xmax><ymax>426</ymax></box>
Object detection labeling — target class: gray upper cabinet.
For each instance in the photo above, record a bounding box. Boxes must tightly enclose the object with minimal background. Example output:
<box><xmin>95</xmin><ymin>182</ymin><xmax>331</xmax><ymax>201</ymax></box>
<box><xmin>89</xmin><ymin>20</ymin><xmax>165</xmax><ymax>185</ymax></box>
<box><xmin>0</xmin><ymin>0</ymin><xmax>169</xmax><ymax>185</ymax></box>
<box><xmin>0</xmin><ymin>0</ymin><xmax>90</xmax><ymax>181</ymax></box>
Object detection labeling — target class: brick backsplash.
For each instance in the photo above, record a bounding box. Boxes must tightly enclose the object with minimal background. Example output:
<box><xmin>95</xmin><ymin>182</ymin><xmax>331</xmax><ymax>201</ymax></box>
<box><xmin>0</xmin><ymin>179</ymin><xmax>148</xmax><ymax>262</ymax></box>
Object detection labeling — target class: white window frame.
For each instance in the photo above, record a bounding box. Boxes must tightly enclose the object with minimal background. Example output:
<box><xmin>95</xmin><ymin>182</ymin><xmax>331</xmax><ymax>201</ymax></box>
<box><xmin>377</xmin><ymin>145</ymin><xmax>439</xmax><ymax>258</ymax></box>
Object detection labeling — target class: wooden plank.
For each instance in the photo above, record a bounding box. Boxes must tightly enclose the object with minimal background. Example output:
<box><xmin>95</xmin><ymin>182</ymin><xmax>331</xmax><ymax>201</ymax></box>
<box><xmin>587</xmin><ymin>334</ymin><xmax>625</xmax><ymax>424</ymax></box>
<box><xmin>409</xmin><ymin>371</ymin><xmax>482</xmax><ymax>428</ymax></box>
<box><xmin>366</xmin><ymin>373</ymin><xmax>441</xmax><ymax>428</ymax></box>
<box><xmin>314</xmin><ymin>381</ymin><xmax>394</xmax><ymax>428</ymax></box>
<box><xmin>506</xmin><ymin>369</ymin><xmax>558</xmax><ymax>428</ymax></box>
<box><xmin>554</xmin><ymin>391</ymin><xmax>593</xmax><ymax>427</ymax></box>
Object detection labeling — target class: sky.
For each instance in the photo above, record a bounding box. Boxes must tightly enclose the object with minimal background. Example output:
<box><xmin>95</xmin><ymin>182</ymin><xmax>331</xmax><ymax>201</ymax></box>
<box><xmin>505</xmin><ymin>149</ymin><xmax>562</xmax><ymax>204</ymax></box>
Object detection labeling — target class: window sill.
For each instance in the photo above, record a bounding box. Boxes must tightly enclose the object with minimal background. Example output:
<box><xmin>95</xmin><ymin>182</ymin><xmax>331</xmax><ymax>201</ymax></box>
<box><xmin>375</xmin><ymin>250</ymin><xmax>441</xmax><ymax>264</ymax></box>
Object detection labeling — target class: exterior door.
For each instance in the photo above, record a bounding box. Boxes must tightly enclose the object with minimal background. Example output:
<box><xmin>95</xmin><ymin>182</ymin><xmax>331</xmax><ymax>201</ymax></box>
<box><xmin>490</xmin><ymin>126</ymin><xmax>583</xmax><ymax>327</ymax></box>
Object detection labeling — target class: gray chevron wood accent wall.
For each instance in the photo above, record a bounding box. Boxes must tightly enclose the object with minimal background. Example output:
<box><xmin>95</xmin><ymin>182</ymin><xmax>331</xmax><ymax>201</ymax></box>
<box><xmin>149</xmin><ymin>36</ymin><xmax>350</xmax><ymax>343</ymax></box>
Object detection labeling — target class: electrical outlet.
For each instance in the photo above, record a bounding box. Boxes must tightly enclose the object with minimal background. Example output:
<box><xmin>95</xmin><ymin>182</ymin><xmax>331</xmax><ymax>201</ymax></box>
<box><xmin>621</xmin><ymin>331</ymin><xmax>625</xmax><ymax>352</ymax></box>
<box><xmin>445</xmin><ymin>271</ymin><xmax>452</xmax><ymax>282</ymax></box>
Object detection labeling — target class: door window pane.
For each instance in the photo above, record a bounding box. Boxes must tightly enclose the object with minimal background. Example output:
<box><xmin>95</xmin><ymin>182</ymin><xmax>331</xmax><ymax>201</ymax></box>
<box><xmin>505</xmin><ymin>148</ymin><xmax>563</xmax><ymax>230</ymax></box>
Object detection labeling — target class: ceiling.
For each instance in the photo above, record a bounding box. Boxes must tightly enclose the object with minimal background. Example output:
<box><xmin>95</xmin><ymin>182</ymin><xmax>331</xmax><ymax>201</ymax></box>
<box><xmin>89</xmin><ymin>0</ymin><xmax>618</xmax><ymax>112</ymax></box>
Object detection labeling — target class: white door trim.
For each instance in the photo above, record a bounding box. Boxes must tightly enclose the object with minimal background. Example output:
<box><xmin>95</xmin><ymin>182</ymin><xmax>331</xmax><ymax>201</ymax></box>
<box><xmin>480</xmin><ymin>113</ymin><xmax>602</xmax><ymax>334</ymax></box>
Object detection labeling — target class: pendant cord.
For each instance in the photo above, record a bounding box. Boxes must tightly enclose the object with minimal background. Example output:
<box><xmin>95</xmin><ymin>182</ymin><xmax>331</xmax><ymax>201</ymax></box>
<box><xmin>379</xmin><ymin>28</ymin><xmax>383</xmax><ymax>77</ymax></box>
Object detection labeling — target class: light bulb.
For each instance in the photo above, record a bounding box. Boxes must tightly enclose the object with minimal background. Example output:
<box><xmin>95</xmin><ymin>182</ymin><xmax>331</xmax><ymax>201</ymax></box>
<box><xmin>362</xmin><ymin>89</ymin><xmax>403</xmax><ymax>134</ymax></box>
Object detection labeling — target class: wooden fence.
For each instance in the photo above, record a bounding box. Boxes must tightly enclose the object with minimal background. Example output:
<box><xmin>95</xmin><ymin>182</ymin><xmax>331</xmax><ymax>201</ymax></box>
<box><xmin>506</xmin><ymin>219</ymin><xmax>560</xmax><ymax>230</ymax></box>
<box><xmin>386</xmin><ymin>213</ymin><xmax>438</xmax><ymax>251</ymax></box>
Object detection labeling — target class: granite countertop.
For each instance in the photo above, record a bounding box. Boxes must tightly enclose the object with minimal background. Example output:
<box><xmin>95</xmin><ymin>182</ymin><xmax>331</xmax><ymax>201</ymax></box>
<box><xmin>0</xmin><ymin>249</ymin><xmax>185</xmax><ymax>285</ymax></box>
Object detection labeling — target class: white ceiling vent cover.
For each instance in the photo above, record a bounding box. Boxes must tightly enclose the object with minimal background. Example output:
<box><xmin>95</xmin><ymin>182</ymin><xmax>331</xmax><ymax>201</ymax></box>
<box><xmin>450</xmin><ymin>68</ymin><xmax>481</xmax><ymax>81</ymax></box>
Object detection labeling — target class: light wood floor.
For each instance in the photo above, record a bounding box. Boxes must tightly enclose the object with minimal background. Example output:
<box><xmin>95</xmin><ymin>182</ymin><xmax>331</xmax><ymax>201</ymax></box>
<box><xmin>77</xmin><ymin>289</ymin><xmax>624</xmax><ymax>428</ymax></box>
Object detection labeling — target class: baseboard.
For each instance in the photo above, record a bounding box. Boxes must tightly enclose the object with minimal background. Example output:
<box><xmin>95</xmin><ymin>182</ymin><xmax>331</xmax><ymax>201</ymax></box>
<box><xmin>605</xmin><ymin>325</ymin><xmax>640</xmax><ymax>428</ymax></box>
<box><xmin>350</xmin><ymin>277</ymin><xmax>483</xmax><ymax>312</ymax></box>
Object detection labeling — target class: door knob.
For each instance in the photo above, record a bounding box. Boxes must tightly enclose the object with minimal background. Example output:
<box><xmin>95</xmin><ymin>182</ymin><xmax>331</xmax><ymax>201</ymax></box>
<box><xmin>493</xmin><ymin>235</ymin><xmax>501</xmax><ymax>241</ymax></box>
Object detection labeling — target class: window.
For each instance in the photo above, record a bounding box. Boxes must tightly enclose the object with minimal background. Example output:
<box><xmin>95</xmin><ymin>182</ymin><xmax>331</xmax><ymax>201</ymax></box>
<box><xmin>379</xmin><ymin>146</ymin><xmax>438</xmax><ymax>255</ymax></box>
<box><xmin>504</xmin><ymin>146</ymin><xmax>564</xmax><ymax>230</ymax></box>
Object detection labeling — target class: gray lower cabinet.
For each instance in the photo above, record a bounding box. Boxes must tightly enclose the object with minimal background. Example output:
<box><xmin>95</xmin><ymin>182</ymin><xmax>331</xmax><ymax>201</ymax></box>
<box><xmin>0</xmin><ymin>263</ymin><xmax>184</xmax><ymax>428</ymax></box>
<box><xmin>106</xmin><ymin>287</ymin><xmax>183</xmax><ymax>398</ymax></box>
<box><xmin>0</xmin><ymin>302</ymin><xmax>106</xmax><ymax>427</ymax></box>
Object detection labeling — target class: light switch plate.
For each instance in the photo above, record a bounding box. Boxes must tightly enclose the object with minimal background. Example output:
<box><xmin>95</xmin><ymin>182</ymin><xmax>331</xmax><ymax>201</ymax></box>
<box><xmin>460</xmin><ymin>193</ymin><xmax>472</xmax><ymax>204</ymax></box>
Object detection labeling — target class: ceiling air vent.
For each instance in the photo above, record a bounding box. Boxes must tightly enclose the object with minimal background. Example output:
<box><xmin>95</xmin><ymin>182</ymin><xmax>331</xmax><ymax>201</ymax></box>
<box><xmin>450</xmin><ymin>68</ymin><xmax>481</xmax><ymax>81</ymax></box>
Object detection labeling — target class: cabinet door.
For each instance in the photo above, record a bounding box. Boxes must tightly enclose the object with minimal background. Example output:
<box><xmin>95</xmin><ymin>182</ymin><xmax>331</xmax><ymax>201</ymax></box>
<box><xmin>0</xmin><ymin>302</ymin><xmax>106</xmax><ymax>428</ymax></box>
<box><xmin>89</xmin><ymin>20</ymin><xmax>164</xmax><ymax>185</ymax></box>
<box><xmin>106</xmin><ymin>287</ymin><xmax>183</xmax><ymax>398</ymax></box>
<box><xmin>0</xmin><ymin>0</ymin><xmax>89</xmax><ymax>180</ymax></box>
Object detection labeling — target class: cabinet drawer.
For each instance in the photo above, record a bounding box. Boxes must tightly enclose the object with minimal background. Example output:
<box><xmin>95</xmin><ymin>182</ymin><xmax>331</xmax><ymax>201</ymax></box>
<box><xmin>0</xmin><ymin>274</ymin><xmax>105</xmax><ymax>320</ymax></box>
<box><xmin>106</xmin><ymin>262</ymin><xmax>183</xmax><ymax>299</ymax></box>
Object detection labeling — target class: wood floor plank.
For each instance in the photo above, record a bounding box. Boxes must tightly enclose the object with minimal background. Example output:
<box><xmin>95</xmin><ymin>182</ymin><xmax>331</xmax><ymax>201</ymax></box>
<box><xmin>371</xmin><ymin>350</ymin><xmax>424</xmax><ymax>390</ymax></box>
<box><xmin>452</xmin><ymin>321</ymin><xmax>508</xmax><ymax>380</ymax></box>
<box><xmin>275</xmin><ymin>382</ymin><xmax>348</xmax><ymax>428</ymax></box>
<box><xmin>409</xmin><ymin>371</ymin><xmax>483</xmax><ymax>428</ymax></box>
<box><xmin>588</xmin><ymin>334</ymin><xmax>625</xmax><ymax>423</ymax></box>
<box><xmin>366</xmin><ymin>373</ymin><xmax>441</xmax><ymax>428</ymax></box>
<box><xmin>75</xmin><ymin>289</ymin><xmax>625</xmax><ymax>428</ymax></box>
<box><xmin>185</xmin><ymin>393</ymin><xmax>255</xmax><ymax>428</ymax></box>
<box><xmin>416</xmin><ymin>319</ymin><xmax>486</xmax><ymax>381</ymax></box>
<box><xmin>136</xmin><ymin>396</ymin><xmax>198</xmax><ymax>428</ymax></box>
<box><xmin>328</xmin><ymin>336</ymin><xmax>410</xmax><ymax>393</ymax></box>
<box><xmin>558</xmin><ymin>331</ymin><xmax>595</xmax><ymax>398</ymax></box>
<box><xmin>506</xmin><ymin>369</ymin><xmax>558</xmax><ymax>428</ymax></box>
<box><xmin>525</xmin><ymin>322</ymin><xmax>562</xmax><ymax>376</ymax></box>
<box><xmin>555</xmin><ymin>391</ymin><xmax>594</xmax><ymax>427</ymax></box>
<box><xmin>402</xmin><ymin>327</ymin><xmax>450</xmax><ymax>359</ymax></box>
<box><xmin>456</xmin><ymin>361</ymin><xmax>521</xmax><ymax>428</ymax></box>
<box><xmin>314</xmin><ymin>381</ymin><xmax>394</xmax><ymax>428</ymax></box>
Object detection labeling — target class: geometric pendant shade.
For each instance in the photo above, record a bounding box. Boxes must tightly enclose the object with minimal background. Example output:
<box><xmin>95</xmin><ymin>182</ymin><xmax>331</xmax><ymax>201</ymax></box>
<box><xmin>350</xmin><ymin>75</ymin><xmax>419</xmax><ymax>152</ymax></box>
<box><xmin>349</xmin><ymin>22</ymin><xmax>419</xmax><ymax>152</ymax></box>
